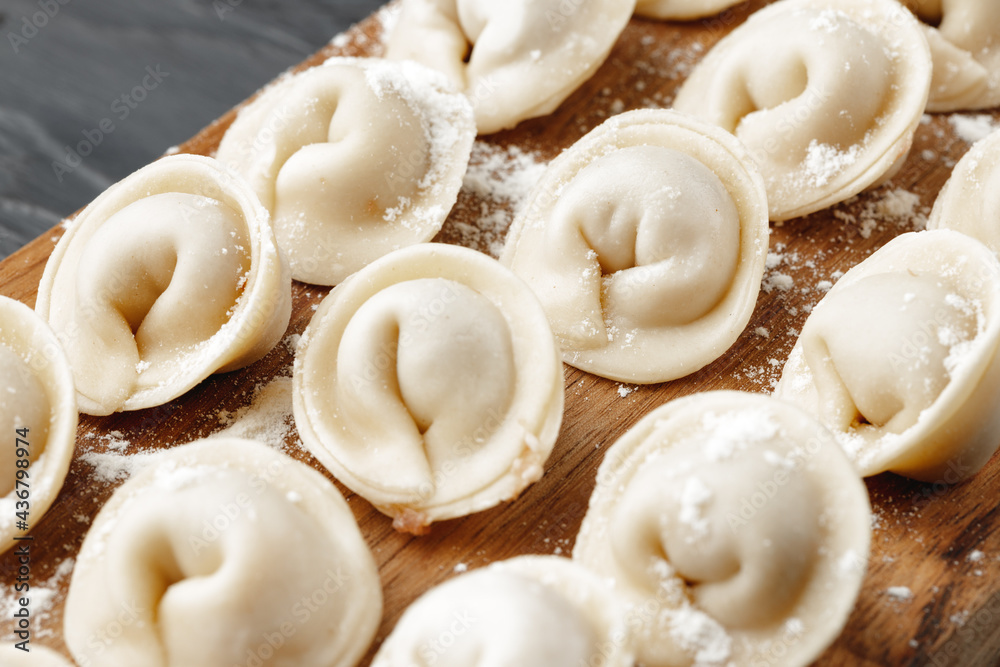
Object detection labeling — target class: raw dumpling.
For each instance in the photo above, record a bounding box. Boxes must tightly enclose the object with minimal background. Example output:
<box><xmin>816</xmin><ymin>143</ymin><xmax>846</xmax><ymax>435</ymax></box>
<box><xmin>35</xmin><ymin>154</ymin><xmax>292</xmax><ymax>416</ymax></box>
<box><xmin>928</xmin><ymin>126</ymin><xmax>1000</xmax><ymax>252</ymax></box>
<box><xmin>573</xmin><ymin>391</ymin><xmax>871</xmax><ymax>667</ymax></box>
<box><xmin>673</xmin><ymin>0</ymin><xmax>932</xmax><ymax>221</ymax></box>
<box><xmin>384</xmin><ymin>0</ymin><xmax>634</xmax><ymax>134</ymax></box>
<box><xmin>500</xmin><ymin>109</ymin><xmax>768</xmax><ymax>384</ymax></box>
<box><xmin>902</xmin><ymin>0</ymin><xmax>1000</xmax><ymax>111</ymax></box>
<box><xmin>63</xmin><ymin>437</ymin><xmax>382</xmax><ymax>667</ymax></box>
<box><xmin>635</xmin><ymin>0</ymin><xmax>741</xmax><ymax>21</ymax></box>
<box><xmin>293</xmin><ymin>243</ymin><xmax>564</xmax><ymax>534</ymax></box>
<box><xmin>0</xmin><ymin>645</ymin><xmax>74</xmax><ymax>666</ymax></box>
<box><xmin>216</xmin><ymin>57</ymin><xmax>475</xmax><ymax>286</ymax></box>
<box><xmin>372</xmin><ymin>555</ymin><xmax>635</xmax><ymax>667</ymax></box>
<box><xmin>0</xmin><ymin>296</ymin><xmax>76</xmax><ymax>555</ymax></box>
<box><xmin>775</xmin><ymin>229</ymin><xmax>1000</xmax><ymax>481</ymax></box>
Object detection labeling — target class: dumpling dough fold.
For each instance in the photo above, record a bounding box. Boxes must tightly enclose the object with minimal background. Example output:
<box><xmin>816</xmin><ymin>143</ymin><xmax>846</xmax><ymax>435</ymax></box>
<box><xmin>0</xmin><ymin>296</ymin><xmax>77</xmax><ymax>555</ymax></box>
<box><xmin>775</xmin><ymin>229</ymin><xmax>1000</xmax><ymax>481</ymax></box>
<box><xmin>63</xmin><ymin>438</ymin><xmax>382</xmax><ymax>667</ymax></box>
<box><xmin>216</xmin><ymin>57</ymin><xmax>475</xmax><ymax>285</ymax></box>
<box><xmin>928</xmin><ymin>126</ymin><xmax>1000</xmax><ymax>255</ymax></box>
<box><xmin>673</xmin><ymin>0</ymin><xmax>932</xmax><ymax>221</ymax></box>
<box><xmin>372</xmin><ymin>555</ymin><xmax>635</xmax><ymax>667</ymax></box>
<box><xmin>574</xmin><ymin>390</ymin><xmax>871</xmax><ymax>667</ymax></box>
<box><xmin>36</xmin><ymin>154</ymin><xmax>292</xmax><ymax>415</ymax></box>
<box><xmin>501</xmin><ymin>108</ymin><xmax>768</xmax><ymax>383</ymax></box>
<box><xmin>385</xmin><ymin>0</ymin><xmax>635</xmax><ymax>133</ymax></box>
<box><xmin>902</xmin><ymin>0</ymin><xmax>1000</xmax><ymax>112</ymax></box>
<box><xmin>293</xmin><ymin>243</ymin><xmax>564</xmax><ymax>533</ymax></box>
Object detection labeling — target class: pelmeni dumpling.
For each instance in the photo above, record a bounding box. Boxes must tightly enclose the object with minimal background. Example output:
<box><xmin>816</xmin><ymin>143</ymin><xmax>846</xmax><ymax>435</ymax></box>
<box><xmin>385</xmin><ymin>0</ymin><xmax>634</xmax><ymax>134</ymax></box>
<box><xmin>293</xmin><ymin>244</ymin><xmax>563</xmax><ymax>534</ymax></box>
<box><xmin>0</xmin><ymin>296</ymin><xmax>76</xmax><ymax>555</ymax></box>
<box><xmin>574</xmin><ymin>391</ymin><xmax>871</xmax><ymax>667</ymax></box>
<box><xmin>928</xmin><ymin>127</ymin><xmax>1000</xmax><ymax>252</ymax></box>
<box><xmin>775</xmin><ymin>230</ymin><xmax>1000</xmax><ymax>481</ymax></box>
<box><xmin>372</xmin><ymin>555</ymin><xmax>635</xmax><ymax>667</ymax></box>
<box><xmin>216</xmin><ymin>57</ymin><xmax>475</xmax><ymax>286</ymax></box>
<box><xmin>902</xmin><ymin>0</ymin><xmax>1000</xmax><ymax>111</ymax></box>
<box><xmin>673</xmin><ymin>0</ymin><xmax>932</xmax><ymax>221</ymax></box>
<box><xmin>635</xmin><ymin>0</ymin><xmax>741</xmax><ymax>20</ymax></box>
<box><xmin>0</xmin><ymin>645</ymin><xmax>74</xmax><ymax>666</ymax></box>
<box><xmin>36</xmin><ymin>154</ymin><xmax>292</xmax><ymax>416</ymax></box>
<box><xmin>501</xmin><ymin>109</ymin><xmax>768</xmax><ymax>384</ymax></box>
<box><xmin>64</xmin><ymin>438</ymin><xmax>382</xmax><ymax>667</ymax></box>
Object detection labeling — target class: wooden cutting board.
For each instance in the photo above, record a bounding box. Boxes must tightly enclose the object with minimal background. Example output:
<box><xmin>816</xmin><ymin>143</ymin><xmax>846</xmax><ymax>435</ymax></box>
<box><xmin>3</xmin><ymin>2</ymin><xmax>1000</xmax><ymax>665</ymax></box>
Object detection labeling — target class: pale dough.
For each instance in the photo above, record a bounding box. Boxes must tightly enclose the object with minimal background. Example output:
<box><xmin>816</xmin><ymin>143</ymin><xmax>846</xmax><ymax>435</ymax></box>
<box><xmin>0</xmin><ymin>296</ymin><xmax>77</xmax><ymax>555</ymax></box>
<box><xmin>501</xmin><ymin>109</ymin><xmax>768</xmax><ymax>383</ymax></box>
<box><xmin>775</xmin><ymin>229</ymin><xmax>1000</xmax><ymax>481</ymax></box>
<box><xmin>385</xmin><ymin>0</ymin><xmax>634</xmax><ymax>133</ymax></box>
<box><xmin>293</xmin><ymin>243</ymin><xmax>564</xmax><ymax>533</ymax></box>
<box><xmin>216</xmin><ymin>57</ymin><xmax>475</xmax><ymax>285</ymax></box>
<box><xmin>63</xmin><ymin>437</ymin><xmax>382</xmax><ymax>667</ymax></box>
<box><xmin>36</xmin><ymin>154</ymin><xmax>292</xmax><ymax>415</ymax></box>
<box><xmin>673</xmin><ymin>0</ymin><xmax>932</xmax><ymax>221</ymax></box>
<box><xmin>573</xmin><ymin>390</ymin><xmax>871</xmax><ymax>667</ymax></box>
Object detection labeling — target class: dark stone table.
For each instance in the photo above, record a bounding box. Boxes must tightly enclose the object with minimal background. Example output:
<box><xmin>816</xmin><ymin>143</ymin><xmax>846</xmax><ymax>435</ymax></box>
<box><xmin>0</xmin><ymin>0</ymin><xmax>385</xmax><ymax>260</ymax></box>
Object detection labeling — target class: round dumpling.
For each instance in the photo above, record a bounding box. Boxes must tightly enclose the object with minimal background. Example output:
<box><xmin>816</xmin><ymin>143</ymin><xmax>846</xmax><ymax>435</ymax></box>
<box><xmin>63</xmin><ymin>437</ymin><xmax>382</xmax><ymax>667</ymax></box>
<box><xmin>775</xmin><ymin>229</ymin><xmax>1000</xmax><ymax>481</ymax></box>
<box><xmin>385</xmin><ymin>0</ymin><xmax>634</xmax><ymax>134</ymax></box>
<box><xmin>293</xmin><ymin>243</ymin><xmax>564</xmax><ymax>534</ymax></box>
<box><xmin>673</xmin><ymin>0</ymin><xmax>932</xmax><ymax>221</ymax></box>
<box><xmin>216</xmin><ymin>57</ymin><xmax>475</xmax><ymax>286</ymax></box>
<box><xmin>902</xmin><ymin>0</ymin><xmax>1000</xmax><ymax>112</ymax></box>
<box><xmin>928</xmin><ymin>126</ymin><xmax>1000</xmax><ymax>253</ymax></box>
<box><xmin>573</xmin><ymin>390</ymin><xmax>871</xmax><ymax>667</ymax></box>
<box><xmin>35</xmin><ymin>154</ymin><xmax>292</xmax><ymax>416</ymax></box>
<box><xmin>635</xmin><ymin>0</ymin><xmax>742</xmax><ymax>21</ymax></box>
<box><xmin>500</xmin><ymin>108</ymin><xmax>768</xmax><ymax>384</ymax></box>
<box><xmin>372</xmin><ymin>555</ymin><xmax>634</xmax><ymax>667</ymax></box>
<box><xmin>0</xmin><ymin>296</ymin><xmax>77</xmax><ymax>555</ymax></box>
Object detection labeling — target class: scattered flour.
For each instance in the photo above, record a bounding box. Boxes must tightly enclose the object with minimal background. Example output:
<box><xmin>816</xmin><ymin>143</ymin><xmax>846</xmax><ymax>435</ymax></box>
<box><xmin>949</xmin><ymin>114</ymin><xmax>999</xmax><ymax>144</ymax></box>
<box><xmin>79</xmin><ymin>450</ymin><xmax>156</xmax><ymax>484</ymax></box>
<box><xmin>667</xmin><ymin>605</ymin><xmax>733</xmax><ymax>666</ymax></box>
<box><xmin>453</xmin><ymin>142</ymin><xmax>548</xmax><ymax>256</ymax></box>
<box><xmin>78</xmin><ymin>431</ymin><xmax>156</xmax><ymax>483</ymax></box>
<box><xmin>215</xmin><ymin>376</ymin><xmax>297</xmax><ymax>452</ymax></box>
<box><xmin>886</xmin><ymin>586</ymin><xmax>914</xmax><ymax>602</ymax></box>
<box><xmin>677</xmin><ymin>477</ymin><xmax>712</xmax><ymax>541</ymax></box>
<box><xmin>0</xmin><ymin>557</ymin><xmax>74</xmax><ymax>639</ymax></box>
<box><xmin>700</xmin><ymin>410</ymin><xmax>780</xmax><ymax>461</ymax></box>
<box><xmin>833</xmin><ymin>188</ymin><xmax>928</xmax><ymax>239</ymax></box>
<box><xmin>802</xmin><ymin>140</ymin><xmax>861</xmax><ymax>188</ymax></box>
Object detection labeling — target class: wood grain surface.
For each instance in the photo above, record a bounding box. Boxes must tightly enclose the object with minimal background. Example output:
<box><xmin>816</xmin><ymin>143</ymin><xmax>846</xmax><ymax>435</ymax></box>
<box><xmin>2</xmin><ymin>2</ymin><xmax>1000</xmax><ymax>665</ymax></box>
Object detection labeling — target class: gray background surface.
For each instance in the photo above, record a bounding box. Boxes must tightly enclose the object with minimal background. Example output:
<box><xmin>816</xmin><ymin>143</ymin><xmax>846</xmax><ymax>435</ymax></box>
<box><xmin>0</xmin><ymin>0</ymin><xmax>385</xmax><ymax>259</ymax></box>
